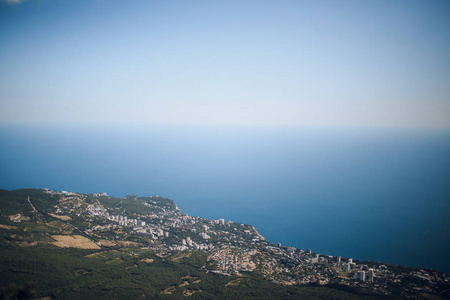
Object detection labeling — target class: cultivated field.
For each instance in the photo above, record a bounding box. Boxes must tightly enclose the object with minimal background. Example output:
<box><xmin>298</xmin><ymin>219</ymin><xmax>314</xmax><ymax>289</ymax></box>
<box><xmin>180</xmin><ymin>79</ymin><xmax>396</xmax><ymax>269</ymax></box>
<box><xmin>51</xmin><ymin>235</ymin><xmax>100</xmax><ymax>249</ymax></box>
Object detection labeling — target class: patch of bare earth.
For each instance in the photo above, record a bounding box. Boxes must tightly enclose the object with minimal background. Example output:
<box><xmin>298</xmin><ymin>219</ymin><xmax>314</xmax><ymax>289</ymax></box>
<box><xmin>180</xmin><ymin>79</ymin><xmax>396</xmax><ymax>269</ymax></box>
<box><xmin>126</xmin><ymin>265</ymin><xmax>138</xmax><ymax>270</ymax></box>
<box><xmin>8</xmin><ymin>214</ymin><xmax>30</xmax><ymax>222</ymax></box>
<box><xmin>18</xmin><ymin>241</ymin><xmax>38</xmax><ymax>247</ymax></box>
<box><xmin>85</xmin><ymin>252</ymin><xmax>105</xmax><ymax>258</ymax></box>
<box><xmin>85</xmin><ymin>250</ymin><xmax>118</xmax><ymax>258</ymax></box>
<box><xmin>140</xmin><ymin>258</ymin><xmax>154</xmax><ymax>263</ymax></box>
<box><xmin>0</xmin><ymin>224</ymin><xmax>17</xmax><ymax>230</ymax></box>
<box><xmin>116</xmin><ymin>240</ymin><xmax>141</xmax><ymax>247</ymax></box>
<box><xmin>183</xmin><ymin>290</ymin><xmax>201</xmax><ymax>296</ymax></box>
<box><xmin>226</xmin><ymin>279</ymin><xmax>243</xmax><ymax>287</ymax></box>
<box><xmin>161</xmin><ymin>286</ymin><xmax>176</xmax><ymax>295</ymax></box>
<box><xmin>51</xmin><ymin>235</ymin><xmax>100</xmax><ymax>249</ymax></box>
<box><xmin>48</xmin><ymin>213</ymin><xmax>72</xmax><ymax>221</ymax></box>
<box><xmin>170</xmin><ymin>251</ymin><xmax>193</xmax><ymax>262</ymax></box>
<box><xmin>179</xmin><ymin>281</ymin><xmax>189</xmax><ymax>287</ymax></box>
<box><xmin>98</xmin><ymin>239</ymin><xmax>117</xmax><ymax>247</ymax></box>
<box><xmin>75</xmin><ymin>269</ymin><xmax>90</xmax><ymax>277</ymax></box>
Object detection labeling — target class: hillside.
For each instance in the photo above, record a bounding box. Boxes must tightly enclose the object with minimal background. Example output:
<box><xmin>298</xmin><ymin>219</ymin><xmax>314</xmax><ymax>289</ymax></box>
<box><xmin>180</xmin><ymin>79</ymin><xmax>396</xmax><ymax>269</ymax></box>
<box><xmin>0</xmin><ymin>189</ymin><xmax>448</xmax><ymax>299</ymax></box>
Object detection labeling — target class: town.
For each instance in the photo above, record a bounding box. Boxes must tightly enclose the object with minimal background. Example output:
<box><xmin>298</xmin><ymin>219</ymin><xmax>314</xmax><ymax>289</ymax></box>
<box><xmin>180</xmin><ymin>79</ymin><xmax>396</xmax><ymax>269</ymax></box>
<box><xmin>18</xmin><ymin>189</ymin><xmax>450</xmax><ymax>299</ymax></box>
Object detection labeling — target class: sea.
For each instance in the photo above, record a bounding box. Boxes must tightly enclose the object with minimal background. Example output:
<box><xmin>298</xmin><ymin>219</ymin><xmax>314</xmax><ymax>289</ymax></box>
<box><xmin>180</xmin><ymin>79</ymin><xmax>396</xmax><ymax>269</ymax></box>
<box><xmin>1</xmin><ymin>123</ymin><xmax>450</xmax><ymax>273</ymax></box>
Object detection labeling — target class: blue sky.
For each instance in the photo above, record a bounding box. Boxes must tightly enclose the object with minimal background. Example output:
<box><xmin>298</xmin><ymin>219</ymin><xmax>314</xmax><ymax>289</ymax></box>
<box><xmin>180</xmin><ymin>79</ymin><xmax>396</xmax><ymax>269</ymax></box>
<box><xmin>1</xmin><ymin>0</ymin><xmax>449</xmax><ymax>128</ymax></box>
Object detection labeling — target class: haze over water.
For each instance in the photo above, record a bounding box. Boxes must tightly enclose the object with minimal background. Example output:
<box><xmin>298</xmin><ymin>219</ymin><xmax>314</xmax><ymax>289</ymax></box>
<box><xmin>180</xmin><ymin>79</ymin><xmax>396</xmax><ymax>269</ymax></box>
<box><xmin>1</xmin><ymin>124</ymin><xmax>450</xmax><ymax>273</ymax></box>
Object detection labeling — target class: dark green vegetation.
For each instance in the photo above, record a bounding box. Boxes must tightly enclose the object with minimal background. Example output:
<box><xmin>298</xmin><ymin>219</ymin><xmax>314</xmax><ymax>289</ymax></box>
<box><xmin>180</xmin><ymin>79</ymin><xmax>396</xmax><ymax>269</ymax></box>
<box><xmin>0</xmin><ymin>189</ymin><xmax>57</xmax><ymax>215</ymax></box>
<box><xmin>0</xmin><ymin>189</ymin><xmax>444</xmax><ymax>299</ymax></box>
<box><xmin>0</xmin><ymin>245</ymin><xmax>394</xmax><ymax>300</ymax></box>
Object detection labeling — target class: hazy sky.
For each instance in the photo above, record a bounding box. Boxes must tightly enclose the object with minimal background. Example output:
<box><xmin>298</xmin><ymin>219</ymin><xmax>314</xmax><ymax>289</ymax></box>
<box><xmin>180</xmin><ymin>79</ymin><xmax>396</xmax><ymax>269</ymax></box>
<box><xmin>1</xmin><ymin>0</ymin><xmax>449</xmax><ymax>128</ymax></box>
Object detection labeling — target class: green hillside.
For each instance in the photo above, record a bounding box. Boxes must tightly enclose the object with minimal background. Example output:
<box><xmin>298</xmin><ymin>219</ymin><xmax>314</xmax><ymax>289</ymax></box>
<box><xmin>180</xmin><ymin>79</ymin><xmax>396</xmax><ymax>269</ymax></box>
<box><xmin>0</xmin><ymin>189</ymin><xmax>447</xmax><ymax>300</ymax></box>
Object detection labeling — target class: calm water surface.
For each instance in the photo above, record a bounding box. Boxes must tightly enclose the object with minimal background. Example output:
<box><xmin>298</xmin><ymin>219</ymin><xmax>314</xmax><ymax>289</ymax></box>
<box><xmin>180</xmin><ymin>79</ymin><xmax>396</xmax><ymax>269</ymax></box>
<box><xmin>1</xmin><ymin>124</ymin><xmax>449</xmax><ymax>272</ymax></box>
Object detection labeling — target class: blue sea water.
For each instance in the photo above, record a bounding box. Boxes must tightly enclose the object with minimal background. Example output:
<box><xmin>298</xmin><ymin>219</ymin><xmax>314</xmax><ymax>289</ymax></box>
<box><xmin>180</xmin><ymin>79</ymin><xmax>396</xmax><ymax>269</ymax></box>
<box><xmin>1</xmin><ymin>124</ymin><xmax>450</xmax><ymax>273</ymax></box>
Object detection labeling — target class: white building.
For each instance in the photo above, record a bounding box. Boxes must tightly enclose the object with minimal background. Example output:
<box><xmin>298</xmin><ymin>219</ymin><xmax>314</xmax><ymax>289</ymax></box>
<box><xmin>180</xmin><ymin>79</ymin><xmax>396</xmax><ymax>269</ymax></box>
<box><xmin>344</xmin><ymin>263</ymin><xmax>352</xmax><ymax>272</ymax></box>
<box><xmin>354</xmin><ymin>271</ymin><xmax>366</xmax><ymax>281</ymax></box>
<box><xmin>368</xmin><ymin>269</ymin><xmax>375</xmax><ymax>282</ymax></box>
<box><xmin>199</xmin><ymin>232</ymin><xmax>210</xmax><ymax>239</ymax></box>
